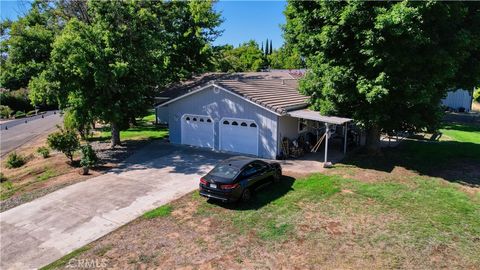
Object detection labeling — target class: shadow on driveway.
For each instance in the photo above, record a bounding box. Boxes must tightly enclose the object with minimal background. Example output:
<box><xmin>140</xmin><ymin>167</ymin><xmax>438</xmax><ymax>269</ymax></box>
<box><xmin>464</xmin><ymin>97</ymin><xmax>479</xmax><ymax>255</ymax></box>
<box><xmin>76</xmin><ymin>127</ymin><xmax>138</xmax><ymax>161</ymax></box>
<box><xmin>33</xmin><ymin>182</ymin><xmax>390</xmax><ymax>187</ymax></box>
<box><xmin>109</xmin><ymin>141</ymin><xmax>233</xmax><ymax>176</ymax></box>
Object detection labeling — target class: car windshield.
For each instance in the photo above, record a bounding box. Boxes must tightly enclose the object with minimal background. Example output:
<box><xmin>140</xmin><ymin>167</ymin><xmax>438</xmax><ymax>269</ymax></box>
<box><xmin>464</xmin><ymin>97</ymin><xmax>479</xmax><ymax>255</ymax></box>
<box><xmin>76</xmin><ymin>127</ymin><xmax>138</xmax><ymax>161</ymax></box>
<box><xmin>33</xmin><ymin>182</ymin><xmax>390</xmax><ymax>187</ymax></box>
<box><xmin>209</xmin><ymin>163</ymin><xmax>240</xmax><ymax>178</ymax></box>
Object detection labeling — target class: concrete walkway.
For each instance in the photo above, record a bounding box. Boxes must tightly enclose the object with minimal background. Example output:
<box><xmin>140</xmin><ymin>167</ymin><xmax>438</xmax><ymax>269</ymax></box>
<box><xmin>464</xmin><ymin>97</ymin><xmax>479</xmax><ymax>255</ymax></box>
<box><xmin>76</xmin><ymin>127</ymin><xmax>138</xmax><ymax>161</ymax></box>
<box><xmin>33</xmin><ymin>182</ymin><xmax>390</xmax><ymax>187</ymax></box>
<box><xmin>0</xmin><ymin>142</ymin><xmax>230</xmax><ymax>270</ymax></box>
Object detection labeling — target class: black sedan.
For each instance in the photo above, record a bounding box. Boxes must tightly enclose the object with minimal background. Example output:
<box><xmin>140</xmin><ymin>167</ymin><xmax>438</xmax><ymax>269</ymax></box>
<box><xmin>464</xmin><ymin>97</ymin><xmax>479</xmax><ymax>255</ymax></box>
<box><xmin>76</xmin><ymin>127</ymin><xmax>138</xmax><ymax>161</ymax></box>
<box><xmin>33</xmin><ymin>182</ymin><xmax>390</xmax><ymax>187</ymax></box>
<box><xmin>199</xmin><ymin>156</ymin><xmax>282</xmax><ymax>203</ymax></box>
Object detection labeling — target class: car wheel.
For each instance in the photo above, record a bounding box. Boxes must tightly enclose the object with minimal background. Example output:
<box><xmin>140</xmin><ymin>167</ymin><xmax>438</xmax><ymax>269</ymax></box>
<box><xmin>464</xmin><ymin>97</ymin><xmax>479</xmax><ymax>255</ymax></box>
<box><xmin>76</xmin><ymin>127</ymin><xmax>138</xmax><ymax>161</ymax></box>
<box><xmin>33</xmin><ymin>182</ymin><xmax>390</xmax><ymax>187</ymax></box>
<box><xmin>241</xmin><ymin>188</ymin><xmax>252</xmax><ymax>202</ymax></box>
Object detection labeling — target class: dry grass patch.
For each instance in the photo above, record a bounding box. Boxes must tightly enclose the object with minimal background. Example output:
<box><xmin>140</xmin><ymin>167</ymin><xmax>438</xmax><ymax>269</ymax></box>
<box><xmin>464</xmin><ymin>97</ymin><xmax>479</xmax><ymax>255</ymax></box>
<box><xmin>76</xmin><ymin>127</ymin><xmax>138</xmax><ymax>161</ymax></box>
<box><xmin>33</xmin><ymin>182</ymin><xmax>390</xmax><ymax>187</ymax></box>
<box><xmin>0</xmin><ymin>135</ymin><xmax>101</xmax><ymax>211</ymax></box>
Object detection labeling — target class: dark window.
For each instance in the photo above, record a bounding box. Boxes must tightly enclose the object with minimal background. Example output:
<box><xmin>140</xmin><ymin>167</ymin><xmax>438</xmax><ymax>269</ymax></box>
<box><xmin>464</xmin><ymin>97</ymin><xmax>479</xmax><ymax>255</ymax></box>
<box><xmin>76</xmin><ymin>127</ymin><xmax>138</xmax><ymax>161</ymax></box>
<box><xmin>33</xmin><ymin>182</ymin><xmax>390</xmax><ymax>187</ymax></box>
<box><xmin>223</xmin><ymin>120</ymin><xmax>229</xmax><ymax>125</ymax></box>
<box><xmin>241</xmin><ymin>164</ymin><xmax>257</xmax><ymax>178</ymax></box>
<box><xmin>232</xmin><ymin>121</ymin><xmax>238</xmax><ymax>126</ymax></box>
<box><xmin>210</xmin><ymin>164</ymin><xmax>240</xmax><ymax>178</ymax></box>
<box><xmin>185</xmin><ymin>117</ymin><xmax>190</xmax><ymax>121</ymax></box>
<box><xmin>253</xmin><ymin>161</ymin><xmax>268</xmax><ymax>172</ymax></box>
<box><xmin>241</xmin><ymin>122</ymin><xmax>247</xmax><ymax>127</ymax></box>
<box><xmin>250</xmin><ymin>123</ymin><xmax>257</xmax><ymax>128</ymax></box>
<box><xmin>200</xmin><ymin>118</ymin><xmax>204</xmax><ymax>122</ymax></box>
<box><xmin>207</xmin><ymin>119</ymin><xmax>212</xmax><ymax>123</ymax></box>
<box><xmin>193</xmin><ymin>118</ymin><xmax>197</xmax><ymax>121</ymax></box>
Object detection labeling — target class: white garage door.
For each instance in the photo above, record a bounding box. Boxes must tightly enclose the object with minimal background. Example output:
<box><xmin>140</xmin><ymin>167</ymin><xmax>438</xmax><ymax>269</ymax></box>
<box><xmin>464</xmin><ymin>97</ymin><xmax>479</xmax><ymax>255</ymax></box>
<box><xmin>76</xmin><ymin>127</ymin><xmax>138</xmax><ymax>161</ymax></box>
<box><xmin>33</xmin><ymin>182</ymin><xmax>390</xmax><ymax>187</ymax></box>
<box><xmin>181</xmin><ymin>114</ymin><xmax>214</xmax><ymax>148</ymax></box>
<box><xmin>220</xmin><ymin>118</ymin><xmax>258</xmax><ymax>156</ymax></box>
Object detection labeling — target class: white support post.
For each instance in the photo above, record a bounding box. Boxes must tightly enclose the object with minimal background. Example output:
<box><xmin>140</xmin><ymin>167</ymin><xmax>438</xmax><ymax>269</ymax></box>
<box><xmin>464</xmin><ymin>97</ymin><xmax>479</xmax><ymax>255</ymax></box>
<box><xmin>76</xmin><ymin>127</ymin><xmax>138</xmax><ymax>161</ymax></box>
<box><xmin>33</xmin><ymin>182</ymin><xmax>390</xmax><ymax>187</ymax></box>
<box><xmin>324</xmin><ymin>123</ymin><xmax>329</xmax><ymax>163</ymax></box>
<box><xmin>343</xmin><ymin>122</ymin><xmax>348</xmax><ymax>154</ymax></box>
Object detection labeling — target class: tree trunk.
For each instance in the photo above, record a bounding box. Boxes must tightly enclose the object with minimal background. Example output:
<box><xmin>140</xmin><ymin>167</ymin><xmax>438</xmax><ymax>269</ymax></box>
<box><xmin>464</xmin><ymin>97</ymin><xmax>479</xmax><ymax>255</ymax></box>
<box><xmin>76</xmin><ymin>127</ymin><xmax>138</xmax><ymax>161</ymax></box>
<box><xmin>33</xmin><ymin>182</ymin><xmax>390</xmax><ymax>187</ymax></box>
<box><xmin>365</xmin><ymin>125</ymin><xmax>382</xmax><ymax>154</ymax></box>
<box><xmin>111</xmin><ymin>122</ymin><xmax>121</xmax><ymax>148</ymax></box>
<box><xmin>130</xmin><ymin>117</ymin><xmax>137</xmax><ymax>127</ymax></box>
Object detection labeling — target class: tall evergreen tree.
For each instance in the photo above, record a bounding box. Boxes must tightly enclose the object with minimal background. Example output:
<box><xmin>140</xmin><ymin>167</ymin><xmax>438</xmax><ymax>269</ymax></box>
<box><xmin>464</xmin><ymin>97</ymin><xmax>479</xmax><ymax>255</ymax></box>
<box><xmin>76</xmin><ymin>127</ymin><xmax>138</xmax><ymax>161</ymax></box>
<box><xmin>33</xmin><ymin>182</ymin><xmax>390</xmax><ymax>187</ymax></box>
<box><xmin>265</xmin><ymin>38</ymin><xmax>269</xmax><ymax>55</ymax></box>
<box><xmin>269</xmin><ymin>40</ymin><xmax>273</xmax><ymax>55</ymax></box>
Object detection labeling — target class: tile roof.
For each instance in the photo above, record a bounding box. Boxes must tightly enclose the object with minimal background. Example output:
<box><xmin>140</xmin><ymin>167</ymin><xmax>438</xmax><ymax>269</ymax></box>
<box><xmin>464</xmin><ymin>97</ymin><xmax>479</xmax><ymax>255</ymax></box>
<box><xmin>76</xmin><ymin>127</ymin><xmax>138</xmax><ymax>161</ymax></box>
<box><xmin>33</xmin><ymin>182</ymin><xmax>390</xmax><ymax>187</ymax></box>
<box><xmin>215</xmin><ymin>79</ymin><xmax>309</xmax><ymax>114</ymax></box>
<box><xmin>157</xmin><ymin>71</ymin><xmax>309</xmax><ymax>115</ymax></box>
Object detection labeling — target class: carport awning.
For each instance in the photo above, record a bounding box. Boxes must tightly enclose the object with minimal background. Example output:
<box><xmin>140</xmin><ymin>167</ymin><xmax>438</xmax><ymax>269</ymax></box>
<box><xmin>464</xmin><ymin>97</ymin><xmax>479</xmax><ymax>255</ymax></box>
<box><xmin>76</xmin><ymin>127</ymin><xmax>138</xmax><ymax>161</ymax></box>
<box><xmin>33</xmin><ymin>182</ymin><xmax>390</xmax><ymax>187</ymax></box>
<box><xmin>287</xmin><ymin>109</ymin><xmax>352</xmax><ymax>125</ymax></box>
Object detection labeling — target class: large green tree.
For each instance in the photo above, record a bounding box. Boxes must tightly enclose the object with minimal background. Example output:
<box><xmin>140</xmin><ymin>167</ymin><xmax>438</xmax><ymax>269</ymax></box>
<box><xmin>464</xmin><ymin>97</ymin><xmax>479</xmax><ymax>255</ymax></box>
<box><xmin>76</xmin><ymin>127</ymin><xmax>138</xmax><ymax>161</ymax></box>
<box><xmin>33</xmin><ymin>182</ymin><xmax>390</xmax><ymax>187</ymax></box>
<box><xmin>0</xmin><ymin>1</ymin><xmax>56</xmax><ymax>90</ymax></box>
<box><xmin>0</xmin><ymin>0</ymin><xmax>91</xmax><ymax>91</ymax></box>
<box><xmin>268</xmin><ymin>45</ymin><xmax>304</xmax><ymax>69</ymax></box>
<box><xmin>212</xmin><ymin>40</ymin><xmax>266</xmax><ymax>72</ymax></box>
<box><xmin>29</xmin><ymin>0</ymin><xmax>220</xmax><ymax>147</ymax></box>
<box><xmin>285</xmin><ymin>1</ymin><xmax>480</xmax><ymax>151</ymax></box>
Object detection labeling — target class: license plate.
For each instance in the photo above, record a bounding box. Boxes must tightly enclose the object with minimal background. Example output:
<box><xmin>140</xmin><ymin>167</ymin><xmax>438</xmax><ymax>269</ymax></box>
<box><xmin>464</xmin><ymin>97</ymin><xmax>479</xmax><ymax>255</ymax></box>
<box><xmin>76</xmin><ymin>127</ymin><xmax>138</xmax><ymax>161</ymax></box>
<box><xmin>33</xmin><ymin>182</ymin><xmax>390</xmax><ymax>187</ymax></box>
<box><xmin>210</xmin><ymin>183</ymin><xmax>217</xmax><ymax>189</ymax></box>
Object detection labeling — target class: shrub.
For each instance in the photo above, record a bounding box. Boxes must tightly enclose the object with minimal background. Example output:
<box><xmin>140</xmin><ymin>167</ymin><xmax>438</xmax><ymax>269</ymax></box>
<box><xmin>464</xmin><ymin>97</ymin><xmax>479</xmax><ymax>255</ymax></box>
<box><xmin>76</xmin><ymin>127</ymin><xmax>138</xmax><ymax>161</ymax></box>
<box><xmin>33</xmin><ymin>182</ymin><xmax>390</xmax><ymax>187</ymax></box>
<box><xmin>27</xmin><ymin>110</ymin><xmax>37</xmax><ymax>116</ymax></box>
<box><xmin>5</xmin><ymin>152</ymin><xmax>26</xmax><ymax>168</ymax></box>
<box><xmin>37</xmin><ymin>146</ymin><xmax>50</xmax><ymax>158</ymax></box>
<box><xmin>80</xmin><ymin>144</ymin><xmax>98</xmax><ymax>168</ymax></box>
<box><xmin>0</xmin><ymin>105</ymin><xmax>13</xmax><ymax>119</ymax></box>
<box><xmin>474</xmin><ymin>88</ymin><xmax>480</xmax><ymax>103</ymax></box>
<box><xmin>14</xmin><ymin>111</ymin><xmax>25</xmax><ymax>119</ymax></box>
<box><xmin>63</xmin><ymin>109</ymin><xmax>93</xmax><ymax>139</ymax></box>
<box><xmin>47</xmin><ymin>127</ymin><xmax>80</xmax><ymax>163</ymax></box>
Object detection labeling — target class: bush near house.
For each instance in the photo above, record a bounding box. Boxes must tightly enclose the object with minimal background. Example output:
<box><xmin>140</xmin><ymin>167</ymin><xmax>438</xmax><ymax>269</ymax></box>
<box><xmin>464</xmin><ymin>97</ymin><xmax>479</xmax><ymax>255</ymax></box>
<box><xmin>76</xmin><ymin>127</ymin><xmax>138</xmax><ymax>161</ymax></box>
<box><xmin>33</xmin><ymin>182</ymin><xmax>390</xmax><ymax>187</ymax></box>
<box><xmin>5</xmin><ymin>152</ymin><xmax>26</xmax><ymax>168</ymax></box>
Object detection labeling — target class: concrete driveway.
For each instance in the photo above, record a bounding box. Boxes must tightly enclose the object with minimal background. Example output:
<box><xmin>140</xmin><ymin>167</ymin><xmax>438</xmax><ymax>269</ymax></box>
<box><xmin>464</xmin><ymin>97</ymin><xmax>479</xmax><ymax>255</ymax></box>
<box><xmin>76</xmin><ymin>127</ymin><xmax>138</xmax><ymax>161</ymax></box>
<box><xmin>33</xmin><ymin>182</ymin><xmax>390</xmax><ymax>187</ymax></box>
<box><xmin>0</xmin><ymin>142</ymin><xmax>230</xmax><ymax>270</ymax></box>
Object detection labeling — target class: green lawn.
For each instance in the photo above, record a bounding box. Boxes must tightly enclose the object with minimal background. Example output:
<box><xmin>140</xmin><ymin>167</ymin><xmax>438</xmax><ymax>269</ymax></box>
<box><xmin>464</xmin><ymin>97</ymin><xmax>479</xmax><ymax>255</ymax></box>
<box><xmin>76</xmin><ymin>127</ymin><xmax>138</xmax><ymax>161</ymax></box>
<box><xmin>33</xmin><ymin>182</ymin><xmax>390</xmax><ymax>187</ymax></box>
<box><xmin>440</xmin><ymin>123</ymin><xmax>480</xmax><ymax>144</ymax></box>
<box><xmin>345</xmin><ymin>123</ymin><xmax>480</xmax><ymax>186</ymax></box>
<box><xmin>90</xmin><ymin>112</ymin><xmax>168</xmax><ymax>142</ymax></box>
<box><xmin>143</xmin><ymin>204</ymin><xmax>173</xmax><ymax>219</ymax></box>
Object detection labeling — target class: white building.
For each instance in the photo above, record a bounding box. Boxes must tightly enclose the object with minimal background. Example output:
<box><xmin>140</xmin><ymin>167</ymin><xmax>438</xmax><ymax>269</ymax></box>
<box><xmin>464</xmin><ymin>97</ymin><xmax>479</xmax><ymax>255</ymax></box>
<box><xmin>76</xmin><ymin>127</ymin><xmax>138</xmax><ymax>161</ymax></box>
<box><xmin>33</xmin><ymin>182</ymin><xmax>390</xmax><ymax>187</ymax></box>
<box><xmin>441</xmin><ymin>89</ymin><xmax>473</xmax><ymax>112</ymax></box>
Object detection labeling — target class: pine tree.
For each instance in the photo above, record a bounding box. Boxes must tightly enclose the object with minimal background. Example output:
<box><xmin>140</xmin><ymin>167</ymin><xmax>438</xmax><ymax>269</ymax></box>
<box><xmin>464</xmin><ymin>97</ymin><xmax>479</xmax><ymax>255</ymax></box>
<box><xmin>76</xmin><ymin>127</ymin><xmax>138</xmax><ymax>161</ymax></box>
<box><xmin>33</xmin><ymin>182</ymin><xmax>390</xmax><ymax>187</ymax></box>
<box><xmin>269</xmin><ymin>40</ymin><xmax>273</xmax><ymax>55</ymax></box>
<box><xmin>261</xmin><ymin>41</ymin><xmax>263</xmax><ymax>52</ymax></box>
<box><xmin>265</xmin><ymin>38</ymin><xmax>269</xmax><ymax>55</ymax></box>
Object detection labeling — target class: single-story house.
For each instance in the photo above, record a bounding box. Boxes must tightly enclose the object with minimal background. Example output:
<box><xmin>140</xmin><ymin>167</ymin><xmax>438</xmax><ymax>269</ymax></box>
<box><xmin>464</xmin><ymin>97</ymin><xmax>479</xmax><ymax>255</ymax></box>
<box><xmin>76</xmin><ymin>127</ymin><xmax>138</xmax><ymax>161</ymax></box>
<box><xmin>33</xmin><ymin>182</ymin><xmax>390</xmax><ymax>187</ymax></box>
<box><xmin>155</xmin><ymin>71</ymin><xmax>352</xmax><ymax>160</ymax></box>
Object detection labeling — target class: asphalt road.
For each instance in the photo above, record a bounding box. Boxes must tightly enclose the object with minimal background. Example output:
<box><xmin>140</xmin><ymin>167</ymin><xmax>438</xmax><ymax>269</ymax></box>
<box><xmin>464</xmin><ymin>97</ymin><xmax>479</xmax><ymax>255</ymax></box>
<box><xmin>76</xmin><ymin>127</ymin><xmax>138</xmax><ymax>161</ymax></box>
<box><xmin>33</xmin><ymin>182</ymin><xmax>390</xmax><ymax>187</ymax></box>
<box><xmin>0</xmin><ymin>111</ymin><xmax>62</xmax><ymax>157</ymax></box>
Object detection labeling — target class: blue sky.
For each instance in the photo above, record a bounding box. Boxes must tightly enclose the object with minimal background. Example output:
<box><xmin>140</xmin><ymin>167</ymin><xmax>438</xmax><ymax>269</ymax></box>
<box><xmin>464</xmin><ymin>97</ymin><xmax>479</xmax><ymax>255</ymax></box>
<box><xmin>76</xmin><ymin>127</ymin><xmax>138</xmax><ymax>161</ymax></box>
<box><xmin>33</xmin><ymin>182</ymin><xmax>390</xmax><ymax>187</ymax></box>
<box><xmin>213</xmin><ymin>1</ymin><xmax>286</xmax><ymax>49</ymax></box>
<box><xmin>0</xmin><ymin>0</ymin><xmax>30</xmax><ymax>20</ymax></box>
<box><xmin>0</xmin><ymin>0</ymin><xmax>286</xmax><ymax>48</ymax></box>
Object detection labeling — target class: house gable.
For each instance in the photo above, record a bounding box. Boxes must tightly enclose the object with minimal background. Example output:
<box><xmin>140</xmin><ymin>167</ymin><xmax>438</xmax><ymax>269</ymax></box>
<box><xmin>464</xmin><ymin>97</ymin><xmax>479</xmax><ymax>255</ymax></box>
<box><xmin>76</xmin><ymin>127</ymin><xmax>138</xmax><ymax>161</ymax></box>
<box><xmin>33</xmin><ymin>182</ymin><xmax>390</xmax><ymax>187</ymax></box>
<box><xmin>166</xmin><ymin>85</ymin><xmax>279</xmax><ymax>159</ymax></box>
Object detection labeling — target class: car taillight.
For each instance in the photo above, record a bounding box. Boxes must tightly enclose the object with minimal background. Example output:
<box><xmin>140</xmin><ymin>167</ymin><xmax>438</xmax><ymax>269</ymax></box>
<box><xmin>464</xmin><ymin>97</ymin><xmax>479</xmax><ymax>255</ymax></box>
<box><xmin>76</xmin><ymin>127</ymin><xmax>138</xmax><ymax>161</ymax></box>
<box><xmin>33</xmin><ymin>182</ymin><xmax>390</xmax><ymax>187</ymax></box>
<box><xmin>200</xmin><ymin>178</ymin><xmax>208</xmax><ymax>185</ymax></box>
<box><xmin>220</xmin><ymin>183</ymin><xmax>239</xmax><ymax>190</ymax></box>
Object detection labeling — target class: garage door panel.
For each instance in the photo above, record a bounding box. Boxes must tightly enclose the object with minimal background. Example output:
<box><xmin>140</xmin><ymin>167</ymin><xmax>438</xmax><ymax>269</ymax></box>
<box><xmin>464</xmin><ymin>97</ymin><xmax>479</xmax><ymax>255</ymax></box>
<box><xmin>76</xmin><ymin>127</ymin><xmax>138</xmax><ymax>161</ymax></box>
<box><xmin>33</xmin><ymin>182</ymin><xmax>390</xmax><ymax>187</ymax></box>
<box><xmin>181</xmin><ymin>115</ymin><xmax>214</xmax><ymax>148</ymax></box>
<box><xmin>220</xmin><ymin>118</ymin><xmax>258</xmax><ymax>156</ymax></box>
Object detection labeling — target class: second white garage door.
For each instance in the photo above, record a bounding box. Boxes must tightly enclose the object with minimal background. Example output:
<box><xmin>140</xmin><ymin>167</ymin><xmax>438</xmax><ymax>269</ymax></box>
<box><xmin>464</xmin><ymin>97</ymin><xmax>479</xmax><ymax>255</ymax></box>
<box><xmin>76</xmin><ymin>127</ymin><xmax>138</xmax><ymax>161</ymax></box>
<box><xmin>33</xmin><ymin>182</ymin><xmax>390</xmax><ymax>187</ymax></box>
<box><xmin>181</xmin><ymin>114</ymin><xmax>214</xmax><ymax>148</ymax></box>
<box><xmin>219</xmin><ymin>118</ymin><xmax>258</xmax><ymax>156</ymax></box>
